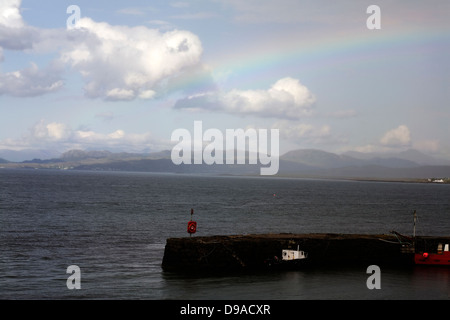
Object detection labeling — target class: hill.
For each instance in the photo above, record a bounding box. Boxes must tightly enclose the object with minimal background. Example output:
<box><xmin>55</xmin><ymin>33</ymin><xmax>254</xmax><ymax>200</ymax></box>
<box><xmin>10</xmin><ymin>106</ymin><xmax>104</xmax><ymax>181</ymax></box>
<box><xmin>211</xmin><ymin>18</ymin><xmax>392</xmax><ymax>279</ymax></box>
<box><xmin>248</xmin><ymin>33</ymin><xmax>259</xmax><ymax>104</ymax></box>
<box><xmin>281</xmin><ymin>149</ymin><xmax>419</xmax><ymax>169</ymax></box>
<box><xmin>343</xmin><ymin>148</ymin><xmax>450</xmax><ymax>166</ymax></box>
<box><xmin>1</xmin><ymin>148</ymin><xmax>449</xmax><ymax>182</ymax></box>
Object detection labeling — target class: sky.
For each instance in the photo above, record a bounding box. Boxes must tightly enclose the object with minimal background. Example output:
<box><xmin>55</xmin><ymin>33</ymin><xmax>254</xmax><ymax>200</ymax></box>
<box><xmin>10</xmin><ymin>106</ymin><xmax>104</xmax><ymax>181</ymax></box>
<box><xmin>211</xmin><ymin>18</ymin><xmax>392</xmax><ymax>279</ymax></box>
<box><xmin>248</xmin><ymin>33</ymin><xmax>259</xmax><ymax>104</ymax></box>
<box><xmin>0</xmin><ymin>0</ymin><xmax>449</xmax><ymax>161</ymax></box>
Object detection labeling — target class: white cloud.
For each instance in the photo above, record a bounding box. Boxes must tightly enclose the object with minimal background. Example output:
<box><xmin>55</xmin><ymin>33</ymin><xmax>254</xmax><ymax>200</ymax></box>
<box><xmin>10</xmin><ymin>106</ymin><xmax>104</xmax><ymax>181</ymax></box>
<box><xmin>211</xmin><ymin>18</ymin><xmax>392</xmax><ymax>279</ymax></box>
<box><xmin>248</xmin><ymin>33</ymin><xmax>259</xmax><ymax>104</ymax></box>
<box><xmin>29</xmin><ymin>120</ymin><xmax>73</xmax><ymax>142</ymax></box>
<box><xmin>0</xmin><ymin>120</ymin><xmax>169</xmax><ymax>152</ymax></box>
<box><xmin>225</xmin><ymin>77</ymin><xmax>315</xmax><ymax>117</ymax></box>
<box><xmin>272</xmin><ymin>120</ymin><xmax>346</xmax><ymax>147</ymax></box>
<box><xmin>71</xmin><ymin>128</ymin><xmax>166</xmax><ymax>151</ymax></box>
<box><xmin>108</xmin><ymin>130</ymin><xmax>125</xmax><ymax>139</ymax></box>
<box><xmin>105</xmin><ymin>88</ymin><xmax>136</xmax><ymax>101</ymax></box>
<box><xmin>0</xmin><ymin>1</ymin><xmax>63</xmax><ymax>97</ymax></box>
<box><xmin>380</xmin><ymin>125</ymin><xmax>411</xmax><ymax>147</ymax></box>
<box><xmin>45</xmin><ymin>122</ymin><xmax>73</xmax><ymax>141</ymax></box>
<box><xmin>139</xmin><ymin>89</ymin><xmax>157</xmax><ymax>99</ymax></box>
<box><xmin>0</xmin><ymin>0</ymin><xmax>37</xmax><ymax>50</ymax></box>
<box><xmin>174</xmin><ymin>77</ymin><xmax>316</xmax><ymax>119</ymax></box>
<box><xmin>0</xmin><ymin>1</ymin><xmax>204</xmax><ymax>100</ymax></box>
<box><xmin>354</xmin><ymin>125</ymin><xmax>414</xmax><ymax>154</ymax></box>
<box><xmin>0</xmin><ymin>62</ymin><xmax>64</xmax><ymax>97</ymax></box>
<box><xmin>0</xmin><ymin>0</ymin><xmax>24</xmax><ymax>28</ymax></box>
<box><xmin>59</xmin><ymin>17</ymin><xmax>203</xmax><ymax>101</ymax></box>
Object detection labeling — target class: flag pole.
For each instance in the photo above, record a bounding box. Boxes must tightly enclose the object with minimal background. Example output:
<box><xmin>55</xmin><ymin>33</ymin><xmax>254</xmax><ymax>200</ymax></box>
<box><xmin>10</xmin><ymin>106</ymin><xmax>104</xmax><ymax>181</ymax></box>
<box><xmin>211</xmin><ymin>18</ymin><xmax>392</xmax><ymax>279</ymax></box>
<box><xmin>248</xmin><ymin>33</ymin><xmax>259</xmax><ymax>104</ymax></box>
<box><xmin>413</xmin><ymin>210</ymin><xmax>417</xmax><ymax>239</ymax></box>
<box><xmin>190</xmin><ymin>208</ymin><xmax>194</xmax><ymax>238</ymax></box>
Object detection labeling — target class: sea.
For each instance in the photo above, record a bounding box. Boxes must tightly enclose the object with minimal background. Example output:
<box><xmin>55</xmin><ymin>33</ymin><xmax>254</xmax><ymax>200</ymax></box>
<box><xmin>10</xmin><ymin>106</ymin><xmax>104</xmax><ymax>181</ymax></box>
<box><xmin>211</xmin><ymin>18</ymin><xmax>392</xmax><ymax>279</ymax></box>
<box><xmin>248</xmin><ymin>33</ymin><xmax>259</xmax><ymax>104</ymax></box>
<box><xmin>1</xmin><ymin>168</ymin><xmax>450</xmax><ymax>301</ymax></box>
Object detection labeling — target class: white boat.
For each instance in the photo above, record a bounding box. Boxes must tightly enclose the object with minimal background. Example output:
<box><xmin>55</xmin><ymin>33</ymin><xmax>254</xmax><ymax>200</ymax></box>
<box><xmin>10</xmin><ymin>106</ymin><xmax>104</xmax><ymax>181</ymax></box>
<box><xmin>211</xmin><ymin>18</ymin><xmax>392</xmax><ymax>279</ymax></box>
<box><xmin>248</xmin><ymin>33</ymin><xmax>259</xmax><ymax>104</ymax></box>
<box><xmin>265</xmin><ymin>245</ymin><xmax>308</xmax><ymax>268</ymax></box>
<box><xmin>282</xmin><ymin>245</ymin><xmax>308</xmax><ymax>261</ymax></box>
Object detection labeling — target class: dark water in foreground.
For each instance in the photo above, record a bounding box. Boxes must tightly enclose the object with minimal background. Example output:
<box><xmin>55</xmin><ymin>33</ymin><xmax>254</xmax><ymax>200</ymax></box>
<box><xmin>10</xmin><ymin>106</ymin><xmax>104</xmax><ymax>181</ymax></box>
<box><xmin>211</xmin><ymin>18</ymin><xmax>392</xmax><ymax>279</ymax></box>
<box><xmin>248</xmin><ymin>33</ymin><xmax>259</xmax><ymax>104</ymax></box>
<box><xmin>1</xmin><ymin>169</ymin><xmax>449</xmax><ymax>299</ymax></box>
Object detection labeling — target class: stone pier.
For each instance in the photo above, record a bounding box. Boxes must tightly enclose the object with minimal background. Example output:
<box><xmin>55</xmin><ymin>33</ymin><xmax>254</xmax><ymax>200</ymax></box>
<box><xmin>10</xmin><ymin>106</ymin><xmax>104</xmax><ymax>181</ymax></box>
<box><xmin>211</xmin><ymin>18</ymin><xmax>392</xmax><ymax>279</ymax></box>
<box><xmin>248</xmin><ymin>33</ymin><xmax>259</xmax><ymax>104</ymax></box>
<box><xmin>162</xmin><ymin>233</ymin><xmax>450</xmax><ymax>272</ymax></box>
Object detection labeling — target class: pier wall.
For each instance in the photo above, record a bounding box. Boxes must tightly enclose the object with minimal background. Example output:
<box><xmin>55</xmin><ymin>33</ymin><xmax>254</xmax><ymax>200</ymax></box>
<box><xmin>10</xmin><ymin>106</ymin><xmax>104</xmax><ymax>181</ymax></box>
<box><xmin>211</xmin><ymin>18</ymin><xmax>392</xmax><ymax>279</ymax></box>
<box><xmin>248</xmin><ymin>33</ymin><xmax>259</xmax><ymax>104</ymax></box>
<box><xmin>161</xmin><ymin>233</ymin><xmax>450</xmax><ymax>272</ymax></box>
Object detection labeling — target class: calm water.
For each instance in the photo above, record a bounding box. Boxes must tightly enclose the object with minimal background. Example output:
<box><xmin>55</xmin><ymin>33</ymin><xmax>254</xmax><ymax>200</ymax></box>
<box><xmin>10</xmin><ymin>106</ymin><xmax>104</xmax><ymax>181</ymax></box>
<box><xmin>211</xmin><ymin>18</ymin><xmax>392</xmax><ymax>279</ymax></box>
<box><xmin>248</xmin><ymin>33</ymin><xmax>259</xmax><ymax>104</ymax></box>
<box><xmin>1</xmin><ymin>169</ymin><xmax>450</xmax><ymax>299</ymax></box>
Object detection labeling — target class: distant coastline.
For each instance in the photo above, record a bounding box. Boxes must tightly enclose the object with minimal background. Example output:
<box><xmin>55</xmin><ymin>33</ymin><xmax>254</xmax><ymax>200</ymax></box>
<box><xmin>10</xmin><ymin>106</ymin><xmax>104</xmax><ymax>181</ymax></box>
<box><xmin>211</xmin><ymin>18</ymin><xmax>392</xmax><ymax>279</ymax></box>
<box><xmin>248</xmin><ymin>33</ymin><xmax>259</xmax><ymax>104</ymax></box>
<box><xmin>1</xmin><ymin>164</ymin><xmax>449</xmax><ymax>185</ymax></box>
<box><xmin>1</xmin><ymin>148</ymin><xmax>449</xmax><ymax>184</ymax></box>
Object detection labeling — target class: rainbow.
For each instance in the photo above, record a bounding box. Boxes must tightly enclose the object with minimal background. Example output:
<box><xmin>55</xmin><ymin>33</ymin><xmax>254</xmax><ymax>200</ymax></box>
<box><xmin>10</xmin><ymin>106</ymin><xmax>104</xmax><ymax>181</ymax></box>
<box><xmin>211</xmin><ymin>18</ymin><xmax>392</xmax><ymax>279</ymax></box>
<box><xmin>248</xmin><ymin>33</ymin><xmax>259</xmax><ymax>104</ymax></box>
<box><xmin>176</xmin><ymin>26</ymin><xmax>448</xmax><ymax>94</ymax></box>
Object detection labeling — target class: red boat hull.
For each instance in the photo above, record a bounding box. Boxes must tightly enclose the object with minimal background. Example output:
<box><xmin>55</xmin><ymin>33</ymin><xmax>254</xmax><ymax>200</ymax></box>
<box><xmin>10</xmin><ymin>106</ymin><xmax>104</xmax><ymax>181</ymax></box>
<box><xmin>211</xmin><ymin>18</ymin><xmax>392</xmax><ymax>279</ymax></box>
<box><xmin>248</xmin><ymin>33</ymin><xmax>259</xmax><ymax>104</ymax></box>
<box><xmin>415</xmin><ymin>252</ymin><xmax>450</xmax><ymax>265</ymax></box>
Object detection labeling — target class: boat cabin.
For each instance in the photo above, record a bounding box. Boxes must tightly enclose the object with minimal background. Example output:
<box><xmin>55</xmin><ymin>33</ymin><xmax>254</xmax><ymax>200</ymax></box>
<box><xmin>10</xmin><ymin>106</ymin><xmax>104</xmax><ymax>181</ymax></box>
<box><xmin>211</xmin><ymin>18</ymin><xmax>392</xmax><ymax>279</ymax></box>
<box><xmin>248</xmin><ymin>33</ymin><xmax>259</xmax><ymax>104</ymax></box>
<box><xmin>415</xmin><ymin>243</ymin><xmax>450</xmax><ymax>266</ymax></box>
<box><xmin>437</xmin><ymin>243</ymin><xmax>449</xmax><ymax>253</ymax></box>
<box><xmin>282</xmin><ymin>246</ymin><xmax>307</xmax><ymax>261</ymax></box>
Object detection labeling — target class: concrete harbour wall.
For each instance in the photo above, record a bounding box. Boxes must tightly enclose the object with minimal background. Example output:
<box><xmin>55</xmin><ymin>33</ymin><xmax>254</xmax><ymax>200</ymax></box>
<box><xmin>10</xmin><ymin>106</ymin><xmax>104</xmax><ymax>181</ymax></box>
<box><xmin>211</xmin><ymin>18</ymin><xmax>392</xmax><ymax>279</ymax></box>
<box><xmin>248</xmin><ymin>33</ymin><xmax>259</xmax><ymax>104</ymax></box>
<box><xmin>162</xmin><ymin>233</ymin><xmax>450</xmax><ymax>272</ymax></box>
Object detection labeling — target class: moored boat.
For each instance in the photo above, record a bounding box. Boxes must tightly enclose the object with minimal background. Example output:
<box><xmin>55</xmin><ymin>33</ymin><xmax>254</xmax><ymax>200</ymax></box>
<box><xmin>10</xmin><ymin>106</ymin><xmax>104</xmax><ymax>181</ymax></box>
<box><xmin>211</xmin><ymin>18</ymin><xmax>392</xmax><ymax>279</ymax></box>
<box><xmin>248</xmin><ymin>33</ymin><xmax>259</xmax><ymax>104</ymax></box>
<box><xmin>265</xmin><ymin>245</ymin><xmax>308</xmax><ymax>268</ymax></box>
<box><xmin>415</xmin><ymin>243</ymin><xmax>450</xmax><ymax>266</ymax></box>
<box><xmin>411</xmin><ymin>210</ymin><xmax>450</xmax><ymax>266</ymax></box>
<box><xmin>391</xmin><ymin>211</ymin><xmax>450</xmax><ymax>266</ymax></box>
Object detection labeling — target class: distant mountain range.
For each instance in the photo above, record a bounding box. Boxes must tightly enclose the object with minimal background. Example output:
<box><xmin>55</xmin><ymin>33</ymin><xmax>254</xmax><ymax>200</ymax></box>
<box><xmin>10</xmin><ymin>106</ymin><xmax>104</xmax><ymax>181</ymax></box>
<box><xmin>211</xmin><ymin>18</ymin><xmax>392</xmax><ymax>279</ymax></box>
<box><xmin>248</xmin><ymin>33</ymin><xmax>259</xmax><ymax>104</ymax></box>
<box><xmin>277</xmin><ymin>149</ymin><xmax>450</xmax><ymax>180</ymax></box>
<box><xmin>1</xmin><ymin>148</ymin><xmax>450</xmax><ymax>181</ymax></box>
